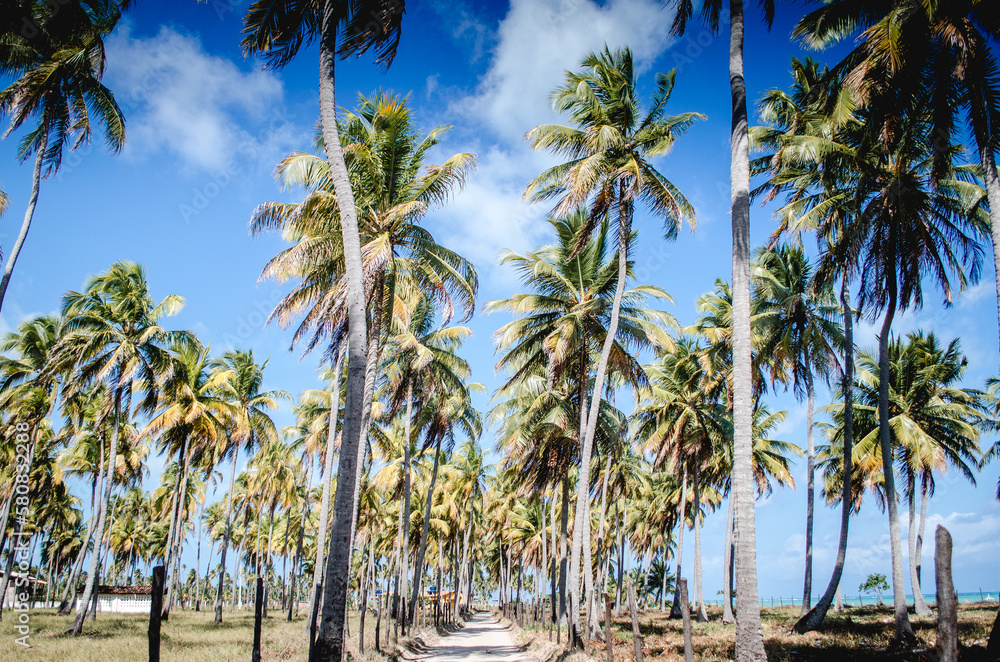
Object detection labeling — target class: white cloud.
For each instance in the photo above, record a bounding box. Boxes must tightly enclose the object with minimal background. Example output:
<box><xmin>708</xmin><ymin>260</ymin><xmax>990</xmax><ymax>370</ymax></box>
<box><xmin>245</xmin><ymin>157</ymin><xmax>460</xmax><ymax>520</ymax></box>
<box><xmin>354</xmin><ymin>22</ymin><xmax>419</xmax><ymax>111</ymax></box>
<box><xmin>457</xmin><ymin>0</ymin><xmax>677</xmax><ymax>142</ymax></box>
<box><xmin>107</xmin><ymin>25</ymin><xmax>296</xmax><ymax>172</ymax></box>
<box><xmin>427</xmin><ymin>0</ymin><xmax>679</xmax><ymax>286</ymax></box>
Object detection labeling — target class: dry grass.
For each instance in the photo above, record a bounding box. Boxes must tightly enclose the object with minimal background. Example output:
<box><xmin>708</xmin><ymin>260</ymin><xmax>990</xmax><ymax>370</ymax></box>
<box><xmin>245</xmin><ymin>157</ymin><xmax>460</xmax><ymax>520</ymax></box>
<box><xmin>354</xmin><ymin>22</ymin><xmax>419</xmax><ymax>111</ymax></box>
<box><xmin>3</xmin><ymin>603</ymin><xmax>995</xmax><ymax>661</ymax></box>
<box><xmin>0</xmin><ymin>607</ymin><xmax>400</xmax><ymax>662</ymax></box>
<box><xmin>512</xmin><ymin>603</ymin><xmax>998</xmax><ymax>662</ymax></box>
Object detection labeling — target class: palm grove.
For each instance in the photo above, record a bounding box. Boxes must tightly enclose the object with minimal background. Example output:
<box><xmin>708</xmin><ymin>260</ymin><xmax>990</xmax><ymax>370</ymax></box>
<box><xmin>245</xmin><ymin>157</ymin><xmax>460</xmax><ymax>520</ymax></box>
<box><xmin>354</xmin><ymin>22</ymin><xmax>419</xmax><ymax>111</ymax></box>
<box><xmin>1</xmin><ymin>2</ymin><xmax>1000</xmax><ymax>662</ymax></box>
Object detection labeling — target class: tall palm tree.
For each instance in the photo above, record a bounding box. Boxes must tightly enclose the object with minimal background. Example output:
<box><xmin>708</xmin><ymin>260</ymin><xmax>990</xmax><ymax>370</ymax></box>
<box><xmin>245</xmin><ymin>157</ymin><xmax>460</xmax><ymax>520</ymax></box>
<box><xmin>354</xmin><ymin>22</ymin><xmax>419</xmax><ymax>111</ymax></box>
<box><xmin>844</xmin><ymin>335</ymin><xmax>987</xmax><ymax>616</ymax></box>
<box><xmin>251</xmin><ymin>89</ymin><xmax>474</xmax><ymax>651</ymax></box>
<box><xmin>58</xmin><ymin>261</ymin><xmax>185</xmax><ymax>635</ymax></box>
<box><xmin>0</xmin><ymin>1</ymin><xmax>126</xmax><ymax>312</ymax></box>
<box><xmin>663</xmin><ymin>1</ymin><xmax>776</xmax><ymax>655</ymax></box>
<box><xmin>815</xmin><ymin>102</ymin><xmax>989</xmax><ymax>642</ymax></box>
<box><xmin>753</xmin><ymin>245</ymin><xmax>843</xmax><ymax>614</ymax></box>
<box><xmin>211</xmin><ymin>350</ymin><xmax>285</xmax><ymax>624</ymax></box>
<box><xmin>241</xmin><ymin>3</ymin><xmax>404</xmax><ymax>656</ymax></box>
<box><xmin>793</xmin><ymin>0</ymin><xmax>1000</xmax><ymax>356</ymax></box>
<box><xmin>524</xmin><ymin>47</ymin><xmax>699</xmax><ymax>639</ymax></box>
<box><xmin>750</xmin><ymin>56</ymin><xmax>861</xmax><ymax>633</ymax></box>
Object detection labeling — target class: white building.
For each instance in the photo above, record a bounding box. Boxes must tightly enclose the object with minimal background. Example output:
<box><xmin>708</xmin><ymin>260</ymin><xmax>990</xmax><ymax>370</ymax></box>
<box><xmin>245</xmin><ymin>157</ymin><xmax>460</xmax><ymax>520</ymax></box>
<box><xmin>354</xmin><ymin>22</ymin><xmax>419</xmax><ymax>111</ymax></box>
<box><xmin>75</xmin><ymin>585</ymin><xmax>153</xmax><ymax>614</ymax></box>
<box><xmin>1</xmin><ymin>572</ymin><xmax>46</xmax><ymax>608</ymax></box>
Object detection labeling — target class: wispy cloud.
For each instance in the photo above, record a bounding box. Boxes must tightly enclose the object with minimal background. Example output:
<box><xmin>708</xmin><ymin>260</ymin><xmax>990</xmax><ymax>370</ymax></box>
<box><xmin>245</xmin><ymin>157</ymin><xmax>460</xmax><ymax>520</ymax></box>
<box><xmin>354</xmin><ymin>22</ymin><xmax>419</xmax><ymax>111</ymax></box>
<box><xmin>107</xmin><ymin>25</ymin><xmax>298</xmax><ymax>173</ymax></box>
<box><xmin>427</xmin><ymin>0</ymin><xmax>679</xmax><ymax>289</ymax></box>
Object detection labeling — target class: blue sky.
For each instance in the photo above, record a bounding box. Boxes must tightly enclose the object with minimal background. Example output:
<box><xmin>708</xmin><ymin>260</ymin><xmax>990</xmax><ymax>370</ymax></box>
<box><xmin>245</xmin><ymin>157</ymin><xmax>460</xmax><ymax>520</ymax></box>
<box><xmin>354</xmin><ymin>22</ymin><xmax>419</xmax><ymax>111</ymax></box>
<box><xmin>1</xmin><ymin>0</ymin><xmax>998</xmax><ymax>601</ymax></box>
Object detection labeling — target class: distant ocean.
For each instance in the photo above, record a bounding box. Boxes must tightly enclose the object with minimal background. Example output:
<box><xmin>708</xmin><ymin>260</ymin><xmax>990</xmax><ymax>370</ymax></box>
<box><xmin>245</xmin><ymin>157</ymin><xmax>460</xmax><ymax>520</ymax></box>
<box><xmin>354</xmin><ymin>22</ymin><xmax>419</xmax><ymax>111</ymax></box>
<box><xmin>752</xmin><ymin>591</ymin><xmax>998</xmax><ymax>608</ymax></box>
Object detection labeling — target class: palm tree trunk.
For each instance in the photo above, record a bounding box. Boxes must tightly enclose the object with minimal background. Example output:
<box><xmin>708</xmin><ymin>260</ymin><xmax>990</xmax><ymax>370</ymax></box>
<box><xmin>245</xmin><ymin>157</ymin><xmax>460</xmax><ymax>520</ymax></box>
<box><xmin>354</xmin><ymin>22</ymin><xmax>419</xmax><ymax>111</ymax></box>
<box><xmin>204</xmin><ymin>538</ymin><xmax>215</xmax><ymax>611</ymax></box>
<box><xmin>0</xmin><ymin>128</ymin><xmax>47</xmax><ymax>313</ymax></box>
<box><xmin>165</xmin><ymin>450</ymin><xmax>191</xmax><ymax>619</ymax></box>
<box><xmin>359</xmin><ymin>536</ymin><xmax>374</xmax><ymax>651</ymax></box>
<box><xmin>728</xmin><ymin>2</ymin><xmax>766</xmax><ymax>658</ymax></box>
<box><xmin>877</xmin><ymin>255</ymin><xmax>915</xmax><ymax>644</ymax></box>
<box><xmin>570</xmin><ymin>195</ymin><xmax>630</xmax><ymax>644</ymax></box>
<box><xmin>795</xmin><ymin>272</ymin><xmax>855</xmax><ymax>633</ymax></box>
<box><xmin>670</xmin><ymin>465</ymin><xmax>687</xmax><ymax>618</ymax></box>
<box><xmin>314</xmin><ymin>3</ymin><xmax>369</xmax><ymax>657</ymax></box>
<box><xmin>915</xmin><ymin>473</ymin><xmax>929</xmax><ymax>596</ymax></box>
<box><xmin>397</xmin><ymin>384</ymin><xmax>415</xmax><ymax>629</ymax></box>
<box><xmin>458</xmin><ymin>517</ymin><xmax>472</xmax><ymax>618</ymax></box>
<box><xmin>595</xmin><ymin>452</ymin><xmax>613</xmax><ymax>600</ymax></box>
<box><xmin>307</xmin><ymin>345</ymin><xmax>345</xmax><ymax>634</ymax></box>
<box><xmin>540</xmin><ymin>496</ymin><xmax>548</xmax><ymax>624</ymax></box>
<box><xmin>693</xmin><ymin>464</ymin><xmax>707</xmax><ymax>623</ymax></box>
<box><xmin>659</xmin><ymin>519</ymin><xmax>670</xmax><ymax>613</ymax></box>
<box><xmin>290</xmin><ymin>459</ymin><xmax>314</xmax><ymax>621</ymax></box>
<box><xmin>559</xmin><ymin>474</ymin><xmax>570</xmax><ymax>628</ymax></box>
<box><xmin>408</xmin><ymin>436</ymin><xmax>443</xmax><ymax>625</ymax></box>
<box><xmin>907</xmin><ymin>477</ymin><xmax>932</xmax><ymax>616</ymax></box>
<box><xmin>196</xmin><ymin>499</ymin><xmax>204</xmax><ymax>611</ymax></box>
<box><xmin>264</xmin><ymin>500</ymin><xmax>277</xmax><ymax>619</ymax></box>
<box><xmin>59</xmin><ymin>467</ymin><xmax>103</xmax><ymax>614</ymax></box>
<box><xmin>723</xmin><ymin>486</ymin><xmax>736</xmax><ymax>623</ymax></box>
<box><xmin>550</xmin><ymin>486</ymin><xmax>558</xmax><ymax>629</ymax></box>
<box><xmin>67</xmin><ymin>388</ymin><xmax>122</xmax><ymax>635</ymax></box>
<box><xmin>215</xmin><ymin>446</ymin><xmax>240</xmax><ymax>624</ymax></box>
<box><xmin>342</xmin><ymin>274</ymin><xmax>387</xmax><ymax>630</ymax></box>
<box><xmin>615</xmin><ymin>506</ymin><xmax>624</xmax><ymax>616</ymax></box>
<box><xmin>801</xmin><ymin>373</ymin><xmax>815</xmax><ymax>616</ymax></box>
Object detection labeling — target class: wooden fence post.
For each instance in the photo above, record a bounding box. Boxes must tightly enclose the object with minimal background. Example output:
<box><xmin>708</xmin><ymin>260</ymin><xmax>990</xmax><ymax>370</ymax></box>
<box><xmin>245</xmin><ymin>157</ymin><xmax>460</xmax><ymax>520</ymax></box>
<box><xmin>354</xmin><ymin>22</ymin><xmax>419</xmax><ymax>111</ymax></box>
<box><xmin>604</xmin><ymin>594</ymin><xmax>614</xmax><ymax>662</ymax></box>
<box><xmin>626</xmin><ymin>577</ymin><xmax>644</xmax><ymax>662</ymax></box>
<box><xmin>678</xmin><ymin>578</ymin><xmax>693</xmax><ymax>662</ymax></box>
<box><xmin>253</xmin><ymin>577</ymin><xmax>264</xmax><ymax>662</ymax></box>
<box><xmin>935</xmin><ymin>526</ymin><xmax>957</xmax><ymax>662</ymax></box>
<box><xmin>148</xmin><ymin>565</ymin><xmax>164</xmax><ymax>662</ymax></box>
<box><xmin>376</xmin><ymin>591</ymin><xmax>382</xmax><ymax>652</ymax></box>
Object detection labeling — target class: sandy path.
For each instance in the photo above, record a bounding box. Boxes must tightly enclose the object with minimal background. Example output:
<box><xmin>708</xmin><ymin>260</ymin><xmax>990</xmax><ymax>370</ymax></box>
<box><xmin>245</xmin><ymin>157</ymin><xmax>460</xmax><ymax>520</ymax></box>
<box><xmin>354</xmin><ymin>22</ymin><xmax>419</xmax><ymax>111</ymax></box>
<box><xmin>409</xmin><ymin>613</ymin><xmax>527</xmax><ymax>662</ymax></box>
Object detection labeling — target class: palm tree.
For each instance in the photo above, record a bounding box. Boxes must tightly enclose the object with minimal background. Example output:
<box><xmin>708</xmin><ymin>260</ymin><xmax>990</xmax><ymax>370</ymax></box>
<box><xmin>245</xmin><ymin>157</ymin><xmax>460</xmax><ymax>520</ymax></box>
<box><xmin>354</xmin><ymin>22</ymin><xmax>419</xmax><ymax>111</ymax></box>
<box><xmin>0</xmin><ymin>1</ymin><xmax>126</xmax><ymax>312</ymax></box>
<box><xmin>845</xmin><ymin>335</ymin><xmax>987</xmax><ymax>616</ymax></box>
<box><xmin>633</xmin><ymin>337</ymin><xmax>729</xmax><ymax>622</ymax></box>
<box><xmin>142</xmin><ymin>338</ymin><xmax>238</xmax><ymax>618</ymax></box>
<box><xmin>750</xmin><ymin>56</ymin><xmax>862</xmax><ymax>633</ymax></box>
<box><xmin>524</xmin><ymin>49</ymin><xmax>699</xmax><ymax>638</ymax></box>
<box><xmin>241</xmin><ymin>2</ymin><xmax>405</xmax><ymax>656</ymax></box>
<box><xmin>58</xmin><ymin>260</ymin><xmax>185</xmax><ymax>635</ymax></box>
<box><xmin>793</xmin><ymin>0</ymin><xmax>1000</xmax><ymax>357</ymax></box>
<box><xmin>298</xmin><ymin>353</ymin><xmax>345</xmax><ymax>633</ymax></box>
<box><xmin>488</xmin><ymin>210</ymin><xmax>674</xmax><ymax>632</ymax></box>
<box><xmin>753</xmin><ymin>244</ymin><xmax>843</xmax><ymax>614</ymax></box>
<box><xmin>251</xmin><ymin>88</ymin><xmax>475</xmax><ymax>650</ymax></box>
<box><xmin>0</xmin><ymin>315</ymin><xmax>61</xmax><ymax>616</ymax></box>
<box><xmin>663</xmin><ymin>0</ymin><xmax>777</xmax><ymax>653</ymax></box>
<box><xmin>211</xmin><ymin>350</ymin><xmax>285</xmax><ymax>624</ymax></box>
<box><xmin>816</xmin><ymin>103</ymin><xmax>988</xmax><ymax>642</ymax></box>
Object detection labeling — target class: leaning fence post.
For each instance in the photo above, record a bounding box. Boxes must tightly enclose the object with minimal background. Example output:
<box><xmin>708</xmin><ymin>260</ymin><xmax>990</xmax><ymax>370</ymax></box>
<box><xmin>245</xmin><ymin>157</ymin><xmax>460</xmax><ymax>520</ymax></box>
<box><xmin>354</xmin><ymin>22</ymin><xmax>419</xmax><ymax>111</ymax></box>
<box><xmin>604</xmin><ymin>593</ymin><xmax>614</xmax><ymax>662</ymax></box>
<box><xmin>148</xmin><ymin>565</ymin><xmax>164</xmax><ymax>662</ymax></box>
<box><xmin>626</xmin><ymin>576</ymin><xmax>644</xmax><ymax>662</ymax></box>
<box><xmin>678</xmin><ymin>578</ymin><xmax>693</xmax><ymax>662</ymax></box>
<box><xmin>252</xmin><ymin>577</ymin><xmax>264</xmax><ymax>662</ymax></box>
<box><xmin>935</xmin><ymin>526</ymin><xmax>958</xmax><ymax>662</ymax></box>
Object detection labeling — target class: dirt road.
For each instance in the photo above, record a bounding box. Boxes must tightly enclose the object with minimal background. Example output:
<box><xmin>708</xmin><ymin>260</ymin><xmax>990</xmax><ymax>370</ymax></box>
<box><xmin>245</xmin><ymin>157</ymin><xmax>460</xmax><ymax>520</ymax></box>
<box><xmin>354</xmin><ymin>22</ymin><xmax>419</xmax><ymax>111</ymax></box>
<box><xmin>408</xmin><ymin>613</ymin><xmax>527</xmax><ymax>662</ymax></box>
